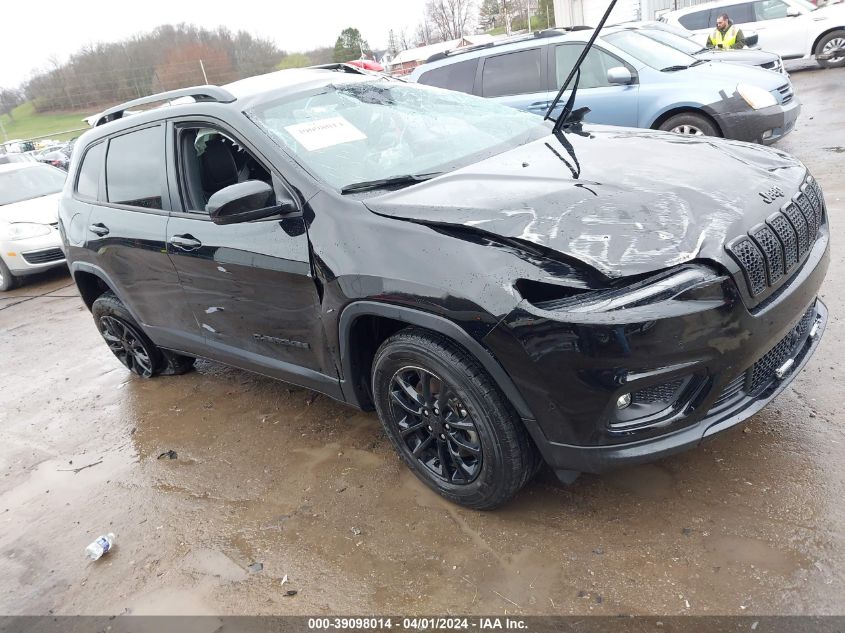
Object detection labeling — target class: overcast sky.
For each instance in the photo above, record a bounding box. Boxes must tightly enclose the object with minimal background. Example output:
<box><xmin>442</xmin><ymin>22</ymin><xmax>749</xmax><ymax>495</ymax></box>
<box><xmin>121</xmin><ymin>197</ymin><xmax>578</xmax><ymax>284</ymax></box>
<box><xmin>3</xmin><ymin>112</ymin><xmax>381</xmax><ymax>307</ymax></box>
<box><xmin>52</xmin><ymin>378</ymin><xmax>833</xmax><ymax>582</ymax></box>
<box><xmin>1</xmin><ymin>0</ymin><xmax>431</xmax><ymax>87</ymax></box>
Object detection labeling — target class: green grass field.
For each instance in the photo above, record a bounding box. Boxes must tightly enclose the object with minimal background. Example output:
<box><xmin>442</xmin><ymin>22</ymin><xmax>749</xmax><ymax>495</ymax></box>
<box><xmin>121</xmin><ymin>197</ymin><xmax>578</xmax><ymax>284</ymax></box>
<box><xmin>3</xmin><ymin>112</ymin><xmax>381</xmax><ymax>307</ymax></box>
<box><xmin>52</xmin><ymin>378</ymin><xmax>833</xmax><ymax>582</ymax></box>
<box><xmin>1</xmin><ymin>102</ymin><xmax>90</xmax><ymax>144</ymax></box>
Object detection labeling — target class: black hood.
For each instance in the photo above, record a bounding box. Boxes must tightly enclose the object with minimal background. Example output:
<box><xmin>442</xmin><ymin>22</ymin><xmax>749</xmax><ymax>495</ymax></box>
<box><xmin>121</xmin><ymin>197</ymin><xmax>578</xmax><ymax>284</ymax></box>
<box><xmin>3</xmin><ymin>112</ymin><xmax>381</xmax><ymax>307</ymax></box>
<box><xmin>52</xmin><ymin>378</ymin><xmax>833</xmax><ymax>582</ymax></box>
<box><xmin>364</xmin><ymin>126</ymin><xmax>806</xmax><ymax>278</ymax></box>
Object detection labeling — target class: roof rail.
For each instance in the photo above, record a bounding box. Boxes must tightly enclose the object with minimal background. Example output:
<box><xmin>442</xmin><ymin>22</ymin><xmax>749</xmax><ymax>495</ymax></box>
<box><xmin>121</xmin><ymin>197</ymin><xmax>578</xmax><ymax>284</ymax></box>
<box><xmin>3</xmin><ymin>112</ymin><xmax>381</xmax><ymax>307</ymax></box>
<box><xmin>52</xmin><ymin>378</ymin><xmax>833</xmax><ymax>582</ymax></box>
<box><xmin>309</xmin><ymin>63</ymin><xmax>370</xmax><ymax>74</ymax></box>
<box><xmin>92</xmin><ymin>85</ymin><xmax>236</xmax><ymax>127</ymax></box>
<box><xmin>424</xmin><ymin>26</ymin><xmax>596</xmax><ymax>64</ymax></box>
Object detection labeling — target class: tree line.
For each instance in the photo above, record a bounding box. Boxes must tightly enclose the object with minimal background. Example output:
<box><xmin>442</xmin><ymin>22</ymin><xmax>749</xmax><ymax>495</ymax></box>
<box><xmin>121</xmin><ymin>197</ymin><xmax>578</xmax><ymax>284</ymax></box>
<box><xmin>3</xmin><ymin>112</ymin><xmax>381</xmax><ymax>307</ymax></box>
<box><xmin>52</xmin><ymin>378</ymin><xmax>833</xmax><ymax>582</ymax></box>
<box><xmin>21</xmin><ymin>24</ymin><xmax>284</xmax><ymax>113</ymax></box>
<box><xmin>4</xmin><ymin>0</ymin><xmax>557</xmax><ymax>115</ymax></box>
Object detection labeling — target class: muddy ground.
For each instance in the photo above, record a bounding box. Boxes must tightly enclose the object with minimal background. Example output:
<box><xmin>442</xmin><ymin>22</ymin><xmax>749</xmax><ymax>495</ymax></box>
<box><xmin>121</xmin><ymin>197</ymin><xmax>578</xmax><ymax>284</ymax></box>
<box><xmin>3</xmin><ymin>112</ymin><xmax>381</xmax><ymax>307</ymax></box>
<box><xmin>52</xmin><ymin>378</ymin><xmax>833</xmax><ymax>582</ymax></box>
<box><xmin>1</xmin><ymin>65</ymin><xmax>843</xmax><ymax>617</ymax></box>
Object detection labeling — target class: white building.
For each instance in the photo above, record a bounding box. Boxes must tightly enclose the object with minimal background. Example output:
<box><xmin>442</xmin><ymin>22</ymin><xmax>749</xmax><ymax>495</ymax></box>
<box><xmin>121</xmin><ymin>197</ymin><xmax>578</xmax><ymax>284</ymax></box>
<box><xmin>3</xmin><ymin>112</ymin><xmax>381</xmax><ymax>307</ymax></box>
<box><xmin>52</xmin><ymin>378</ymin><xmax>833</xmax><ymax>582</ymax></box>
<box><xmin>552</xmin><ymin>0</ymin><xmax>711</xmax><ymax>26</ymax></box>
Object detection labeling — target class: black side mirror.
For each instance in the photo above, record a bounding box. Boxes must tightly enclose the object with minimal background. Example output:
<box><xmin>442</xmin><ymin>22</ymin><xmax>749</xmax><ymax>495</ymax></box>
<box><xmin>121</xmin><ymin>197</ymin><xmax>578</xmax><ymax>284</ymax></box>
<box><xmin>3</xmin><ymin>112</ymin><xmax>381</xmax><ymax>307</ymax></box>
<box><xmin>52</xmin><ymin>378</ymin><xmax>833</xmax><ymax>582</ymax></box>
<box><xmin>745</xmin><ymin>33</ymin><xmax>759</xmax><ymax>47</ymax></box>
<box><xmin>206</xmin><ymin>180</ymin><xmax>298</xmax><ymax>225</ymax></box>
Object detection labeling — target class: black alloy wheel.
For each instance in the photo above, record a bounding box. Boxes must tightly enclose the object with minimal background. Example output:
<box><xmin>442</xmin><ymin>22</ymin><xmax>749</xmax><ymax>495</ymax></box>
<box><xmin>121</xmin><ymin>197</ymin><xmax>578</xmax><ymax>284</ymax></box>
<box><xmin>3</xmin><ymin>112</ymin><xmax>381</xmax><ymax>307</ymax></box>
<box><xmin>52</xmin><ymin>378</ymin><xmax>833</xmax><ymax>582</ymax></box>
<box><xmin>97</xmin><ymin>315</ymin><xmax>156</xmax><ymax>378</ymax></box>
<box><xmin>388</xmin><ymin>365</ymin><xmax>482</xmax><ymax>484</ymax></box>
<box><xmin>372</xmin><ymin>328</ymin><xmax>541</xmax><ymax>509</ymax></box>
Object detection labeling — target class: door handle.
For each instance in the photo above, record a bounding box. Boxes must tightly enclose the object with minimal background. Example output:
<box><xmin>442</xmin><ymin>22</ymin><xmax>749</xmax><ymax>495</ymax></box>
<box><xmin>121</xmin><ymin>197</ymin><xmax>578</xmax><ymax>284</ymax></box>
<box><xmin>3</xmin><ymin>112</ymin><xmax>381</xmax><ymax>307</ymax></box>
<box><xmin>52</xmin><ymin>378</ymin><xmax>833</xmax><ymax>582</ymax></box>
<box><xmin>169</xmin><ymin>234</ymin><xmax>203</xmax><ymax>251</ymax></box>
<box><xmin>89</xmin><ymin>223</ymin><xmax>109</xmax><ymax>236</ymax></box>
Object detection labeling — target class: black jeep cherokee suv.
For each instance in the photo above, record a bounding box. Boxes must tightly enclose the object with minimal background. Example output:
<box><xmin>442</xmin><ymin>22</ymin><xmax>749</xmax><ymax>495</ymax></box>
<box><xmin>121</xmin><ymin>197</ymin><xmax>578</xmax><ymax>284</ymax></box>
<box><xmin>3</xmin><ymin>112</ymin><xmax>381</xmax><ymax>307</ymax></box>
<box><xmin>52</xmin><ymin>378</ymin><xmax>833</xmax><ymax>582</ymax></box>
<box><xmin>59</xmin><ymin>66</ymin><xmax>829</xmax><ymax>509</ymax></box>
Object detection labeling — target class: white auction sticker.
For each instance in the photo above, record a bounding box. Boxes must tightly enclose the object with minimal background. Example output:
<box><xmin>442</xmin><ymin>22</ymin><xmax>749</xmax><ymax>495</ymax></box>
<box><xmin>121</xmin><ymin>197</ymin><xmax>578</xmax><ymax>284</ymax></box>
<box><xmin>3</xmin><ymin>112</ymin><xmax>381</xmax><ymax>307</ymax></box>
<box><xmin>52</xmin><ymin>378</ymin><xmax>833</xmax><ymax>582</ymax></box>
<box><xmin>284</xmin><ymin>116</ymin><xmax>366</xmax><ymax>151</ymax></box>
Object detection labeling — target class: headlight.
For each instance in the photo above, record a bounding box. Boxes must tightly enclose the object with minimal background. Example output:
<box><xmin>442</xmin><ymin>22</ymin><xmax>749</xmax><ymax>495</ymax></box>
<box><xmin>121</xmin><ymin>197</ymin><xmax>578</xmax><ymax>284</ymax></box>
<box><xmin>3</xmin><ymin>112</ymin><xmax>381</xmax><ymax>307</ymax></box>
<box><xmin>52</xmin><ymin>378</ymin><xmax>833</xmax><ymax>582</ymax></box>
<box><xmin>523</xmin><ymin>265</ymin><xmax>728</xmax><ymax>314</ymax></box>
<box><xmin>2</xmin><ymin>223</ymin><xmax>52</xmax><ymax>241</ymax></box>
<box><xmin>737</xmin><ymin>83</ymin><xmax>778</xmax><ymax>110</ymax></box>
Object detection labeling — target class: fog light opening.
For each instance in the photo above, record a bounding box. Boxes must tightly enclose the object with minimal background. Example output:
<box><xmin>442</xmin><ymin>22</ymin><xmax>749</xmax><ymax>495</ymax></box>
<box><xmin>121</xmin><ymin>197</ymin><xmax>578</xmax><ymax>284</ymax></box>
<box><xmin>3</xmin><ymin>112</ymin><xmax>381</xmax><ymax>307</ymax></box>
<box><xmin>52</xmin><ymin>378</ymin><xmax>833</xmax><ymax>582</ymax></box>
<box><xmin>616</xmin><ymin>393</ymin><xmax>632</xmax><ymax>409</ymax></box>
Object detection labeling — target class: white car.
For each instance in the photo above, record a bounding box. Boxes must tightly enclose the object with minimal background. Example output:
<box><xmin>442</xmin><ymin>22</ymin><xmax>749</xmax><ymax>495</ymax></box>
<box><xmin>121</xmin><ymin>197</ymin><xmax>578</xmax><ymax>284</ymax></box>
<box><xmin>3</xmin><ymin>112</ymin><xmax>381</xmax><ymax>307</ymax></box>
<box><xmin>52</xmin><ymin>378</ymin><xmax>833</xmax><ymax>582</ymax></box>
<box><xmin>0</xmin><ymin>162</ymin><xmax>68</xmax><ymax>291</ymax></box>
<box><xmin>660</xmin><ymin>0</ymin><xmax>845</xmax><ymax>68</ymax></box>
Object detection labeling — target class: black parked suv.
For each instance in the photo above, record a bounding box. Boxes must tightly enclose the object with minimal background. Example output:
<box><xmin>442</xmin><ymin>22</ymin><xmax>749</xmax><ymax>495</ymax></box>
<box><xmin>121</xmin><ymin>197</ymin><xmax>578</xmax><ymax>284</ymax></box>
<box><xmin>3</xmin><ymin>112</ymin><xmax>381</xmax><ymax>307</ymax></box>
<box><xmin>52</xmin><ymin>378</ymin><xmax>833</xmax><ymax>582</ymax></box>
<box><xmin>59</xmin><ymin>66</ymin><xmax>829</xmax><ymax>509</ymax></box>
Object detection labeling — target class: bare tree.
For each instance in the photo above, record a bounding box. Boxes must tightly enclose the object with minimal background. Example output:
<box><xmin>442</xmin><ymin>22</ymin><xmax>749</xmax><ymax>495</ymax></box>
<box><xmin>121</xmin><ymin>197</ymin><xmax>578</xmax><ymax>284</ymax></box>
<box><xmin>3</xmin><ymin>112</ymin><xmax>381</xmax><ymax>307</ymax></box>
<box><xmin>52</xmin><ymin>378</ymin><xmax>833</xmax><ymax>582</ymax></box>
<box><xmin>426</xmin><ymin>0</ymin><xmax>477</xmax><ymax>41</ymax></box>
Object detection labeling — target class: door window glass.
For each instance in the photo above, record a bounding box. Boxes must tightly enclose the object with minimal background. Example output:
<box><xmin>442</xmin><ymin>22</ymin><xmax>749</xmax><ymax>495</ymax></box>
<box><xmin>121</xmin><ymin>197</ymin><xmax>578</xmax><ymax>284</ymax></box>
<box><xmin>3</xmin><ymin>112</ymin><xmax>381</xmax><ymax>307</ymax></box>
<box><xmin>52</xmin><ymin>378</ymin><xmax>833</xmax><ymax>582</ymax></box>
<box><xmin>106</xmin><ymin>126</ymin><xmax>164</xmax><ymax>209</ymax></box>
<box><xmin>555</xmin><ymin>45</ymin><xmax>622</xmax><ymax>88</ymax></box>
<box><xmin>678</xmin><ymin>9</ymin><xmax>713</xmax><ymax>29</ymax></box>
<box><xmin>481</xmin><ymin>48</ymin><xmax>543</xmax><ymax>97</ymax></box>
<box><xmin>75</xmin><ymin>142</ymin><xmax>104</xmax><ymax>200</ymax></box>
<box><xmin>753</xmin><ymin>0</ymin><xmax>789</xmax><ymax>20</ymax></box>
<box><xmin>718</xmin><ymin>3</ymin><xmax>755</xmax><ymax>21</ymax></box>
<box><xmin>177</xmin><ymin>127</ymin><xmax>274</xmax><ymax>213</ymax></box>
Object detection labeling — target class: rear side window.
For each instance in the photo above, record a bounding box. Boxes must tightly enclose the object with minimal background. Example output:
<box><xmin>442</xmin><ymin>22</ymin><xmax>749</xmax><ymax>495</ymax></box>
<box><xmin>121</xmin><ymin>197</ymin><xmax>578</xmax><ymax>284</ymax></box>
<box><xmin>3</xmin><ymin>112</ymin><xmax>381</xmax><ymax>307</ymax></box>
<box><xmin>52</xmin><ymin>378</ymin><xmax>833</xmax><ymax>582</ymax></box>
<box><xmin>481</xmin><ymin>49</ymin><xmax>543</xmax><ymax>98</ymax></box>
<box><xmin>678</xmin><ymin>9</ymin><xmax>713</xmax><ymax>29</ymax></box>
<box><xmin>418</xmin><ymin>59</ymin><xmax>478</xmax><ymax>94</ymax></box>
<box><xmin>75</xmin><ymin>142</ymin><xmax>104</xmax><ymax>200</ymax></box>
<box><xmin>106</xmin><ymin>126</ymin><xmax>164</xmax><ymax>209</ymax></box>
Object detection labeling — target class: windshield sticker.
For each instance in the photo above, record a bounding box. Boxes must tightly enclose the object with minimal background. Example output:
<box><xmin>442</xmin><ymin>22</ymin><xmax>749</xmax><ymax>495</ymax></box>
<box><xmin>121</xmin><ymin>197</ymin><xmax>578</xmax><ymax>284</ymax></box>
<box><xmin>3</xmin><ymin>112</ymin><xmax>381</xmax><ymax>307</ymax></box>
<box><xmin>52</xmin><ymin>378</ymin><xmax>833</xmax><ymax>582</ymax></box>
<box><xmin>284</xmin><ymin>117</ymin><xmax>366</xmax><ymax>151</ymax></box>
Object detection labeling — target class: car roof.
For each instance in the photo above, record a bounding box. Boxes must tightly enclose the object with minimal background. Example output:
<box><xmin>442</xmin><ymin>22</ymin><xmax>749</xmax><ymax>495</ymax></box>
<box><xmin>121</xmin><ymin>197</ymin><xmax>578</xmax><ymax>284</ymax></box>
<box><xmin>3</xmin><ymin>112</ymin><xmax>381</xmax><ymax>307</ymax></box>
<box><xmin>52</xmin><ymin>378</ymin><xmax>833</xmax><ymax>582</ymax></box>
<box><xmin>0</xmin><ymin>162</ymin><xmax>42</xmax><ymax>173</ymax></box>
<box><xmin>77</xmin><ymin>66</ymin><xmax>387</xmax><ymax>146</ymax></box>
<box><xmin>411</xmin><ymin>27</ymin><xmax>616</xmax><ymax>75</ymax></box>
<box><xmin>666</xmin><ymin>0</ymin><xmax>753</xmax><ymax>17</ymax></box>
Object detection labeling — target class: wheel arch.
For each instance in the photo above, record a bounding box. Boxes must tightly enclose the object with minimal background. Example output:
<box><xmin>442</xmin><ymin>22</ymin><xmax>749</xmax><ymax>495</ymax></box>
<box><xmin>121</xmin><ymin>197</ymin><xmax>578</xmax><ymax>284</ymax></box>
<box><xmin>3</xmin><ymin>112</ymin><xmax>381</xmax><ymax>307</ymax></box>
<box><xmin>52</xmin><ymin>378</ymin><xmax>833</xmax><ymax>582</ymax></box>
<box><xmin>70</xmin><ymin>262</ymin><xmax>139</xmax><ymax>321</ymax></box>
<box><xmin>812</xmin><ymin>26</ymin><xmax>845</xmax><ymax>56</ymax></box>
<box><xmin>650</xmin><ymin>106</ymin><xmax>723</xmax><ymax>137</ymax></box>
<box><xmin>337</xmin><ymin>301</ymin><xmax>534</xmax><ymax>420</ymax></box>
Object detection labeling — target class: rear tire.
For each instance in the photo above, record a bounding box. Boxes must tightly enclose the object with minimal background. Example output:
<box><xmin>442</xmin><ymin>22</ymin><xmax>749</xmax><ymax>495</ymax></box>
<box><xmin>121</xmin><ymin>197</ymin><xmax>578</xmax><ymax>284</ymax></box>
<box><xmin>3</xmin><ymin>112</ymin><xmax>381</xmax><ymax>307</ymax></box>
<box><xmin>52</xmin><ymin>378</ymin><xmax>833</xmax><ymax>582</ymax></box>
<box><xmin>91</xmin><ymin>292</ymin><xmax>192</xmax><ymax>378</ymax></box>
<box><xmin>0</xmin><ymin>258</ymin><xmax>20</xmax><ymax>292</ymax></box>
<box><xmin>658</xmin><ymin>112</ymin><xmax>719</xmax><ymax>138</ymax></box>
<box><xmin>816</xmin><ymin>30</ymin><xmax>845</xmax><ymax>69</ymax></box>
<box><xmin>371</xmin><ymin>327</ymin><xmax>540</xmax><ymax>510</ymax></box>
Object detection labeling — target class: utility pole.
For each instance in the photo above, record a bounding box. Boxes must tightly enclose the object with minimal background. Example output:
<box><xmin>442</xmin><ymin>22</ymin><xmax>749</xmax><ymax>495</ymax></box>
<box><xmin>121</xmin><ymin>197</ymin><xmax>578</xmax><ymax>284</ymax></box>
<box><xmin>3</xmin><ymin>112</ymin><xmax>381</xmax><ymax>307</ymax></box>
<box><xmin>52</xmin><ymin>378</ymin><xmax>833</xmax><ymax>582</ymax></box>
<box><xmin>199</xmin><ymin>59</ymin><xmax>209</xmax><ymax>84</ymax></box>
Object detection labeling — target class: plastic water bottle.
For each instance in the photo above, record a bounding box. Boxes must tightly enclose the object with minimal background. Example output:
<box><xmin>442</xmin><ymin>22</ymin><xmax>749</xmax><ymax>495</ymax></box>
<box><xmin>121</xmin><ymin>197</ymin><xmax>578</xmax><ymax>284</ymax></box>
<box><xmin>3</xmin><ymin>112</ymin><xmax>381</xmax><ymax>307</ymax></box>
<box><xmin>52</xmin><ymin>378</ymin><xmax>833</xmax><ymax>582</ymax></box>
<box><xmin>85</xmin><ymin>533</ymin><xmax>115</xmax><ymax>561</ymax></box>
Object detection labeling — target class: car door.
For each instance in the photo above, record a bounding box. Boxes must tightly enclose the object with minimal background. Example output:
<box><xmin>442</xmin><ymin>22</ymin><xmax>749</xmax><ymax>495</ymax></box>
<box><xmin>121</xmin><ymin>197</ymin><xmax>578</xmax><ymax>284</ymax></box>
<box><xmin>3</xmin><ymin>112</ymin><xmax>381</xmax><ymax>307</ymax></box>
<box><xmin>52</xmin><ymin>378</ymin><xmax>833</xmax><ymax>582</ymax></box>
<box><xmin>478</xmin><ymin>47</ymin><xmax>554</xmax><ymax>115</ymax></box>
<box><xmin>164</xmin><ymin>119</ymin><xmax>331</xmax><ymax>385</ymax></box>
<box><xmin>547</xmin><ymin>43</ymin><xmax>640</xmax><ymax>128</ymax></box>
<box><xmin>85</xmin><ymin>123</ymin><xmax>195</xmax><ymax>347</ymax></box>
<box><xmin>749</xmin><ymin>0</ymin><xmax>807</xmax><ymax>57</ymax></box>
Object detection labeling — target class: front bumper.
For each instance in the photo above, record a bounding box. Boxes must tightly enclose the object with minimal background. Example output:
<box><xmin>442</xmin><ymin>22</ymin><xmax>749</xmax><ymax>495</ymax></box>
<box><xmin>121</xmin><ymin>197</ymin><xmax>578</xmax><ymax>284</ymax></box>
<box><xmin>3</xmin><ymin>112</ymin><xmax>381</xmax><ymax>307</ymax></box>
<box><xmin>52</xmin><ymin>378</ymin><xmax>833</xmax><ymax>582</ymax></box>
<box><xmin>1</xmin><ymin>228</ymin><xmax>66</xmax><ymax>276</ymax></box>
<box><xmin>708</xmin><ymin>95</ymin><xmax>801</xmax><ymax>145</ymax></box>
<box><xmin>528</xmin><ymin>299</ymin><xmax>826</xmax><ymax>478</ymax></box>
<box><xmin>484</xmin><ymin>218</ymin><xmax>829</xmax><ymax>479</ymax></box>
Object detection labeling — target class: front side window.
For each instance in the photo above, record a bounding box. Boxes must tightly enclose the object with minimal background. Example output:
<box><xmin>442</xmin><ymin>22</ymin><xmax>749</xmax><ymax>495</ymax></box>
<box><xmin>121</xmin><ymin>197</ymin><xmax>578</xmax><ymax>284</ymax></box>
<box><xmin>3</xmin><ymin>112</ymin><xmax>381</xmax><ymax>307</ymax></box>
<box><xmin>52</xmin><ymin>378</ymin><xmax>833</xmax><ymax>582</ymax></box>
<box><xmin>75</xmin><ymin>142</ymin><xmax>105</xmax><ymax>200</ymax></box>
<box><xmin>481</xmin><ymin>48</ymin><xmax>544</xmax><ymax>97</ymax></box>
<box><xmin>555</xmin><ymin>45</ymin><xmax>624</xmax><ymax>89</ymax></box>
<box><xmin>106</xmin><ymin>126</ymin><xmax>164</xmax><ymax>209</ymax></box>
<box><xmin>418</xmin><ymin>59</ymin><xmax>478</xmax><ymax>94</ymax></box>
<box><xmin>176</xmin><ymin>127</ymin><xmax>274</xmax><ymax>213</ymax></box>
<box><xmin>678</xmin><ymin>9</ymin><xmax>713</xmax><ymax>30</ymax></box>
<box><xmin>0</xmin><ymin>164</ymin><xmax>66</xmax><ymax>206</ymax></box>
<box><xmin>248</xmin><ymin>79</ymin><xmax>549</xmax><ymax>191</ymax></box>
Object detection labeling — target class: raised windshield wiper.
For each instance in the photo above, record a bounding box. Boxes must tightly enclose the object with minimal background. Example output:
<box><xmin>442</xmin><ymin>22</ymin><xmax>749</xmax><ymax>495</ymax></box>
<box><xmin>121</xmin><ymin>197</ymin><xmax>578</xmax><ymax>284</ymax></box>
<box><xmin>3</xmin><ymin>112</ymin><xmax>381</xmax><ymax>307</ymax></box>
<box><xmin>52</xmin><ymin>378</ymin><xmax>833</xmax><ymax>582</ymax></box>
<box><xmin>340</xmin><ymin>172</ymin><xmax>441</xmax><ymax>194</ymax></box>
<box><xmin>544</xmin><ymin>0</ymin><xmax>619</xmax><ymax>132</ymax></box>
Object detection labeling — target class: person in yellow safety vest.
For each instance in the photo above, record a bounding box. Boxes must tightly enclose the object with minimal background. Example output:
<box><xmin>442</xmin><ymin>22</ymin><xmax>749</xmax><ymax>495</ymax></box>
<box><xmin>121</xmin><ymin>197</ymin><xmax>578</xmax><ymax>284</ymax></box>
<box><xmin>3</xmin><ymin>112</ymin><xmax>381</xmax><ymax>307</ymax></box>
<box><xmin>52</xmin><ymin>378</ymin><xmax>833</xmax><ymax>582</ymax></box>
<box><xmin>706</xmin><ymin>13</ymin><xmax>747</xmax><ymax>50</ymax></box>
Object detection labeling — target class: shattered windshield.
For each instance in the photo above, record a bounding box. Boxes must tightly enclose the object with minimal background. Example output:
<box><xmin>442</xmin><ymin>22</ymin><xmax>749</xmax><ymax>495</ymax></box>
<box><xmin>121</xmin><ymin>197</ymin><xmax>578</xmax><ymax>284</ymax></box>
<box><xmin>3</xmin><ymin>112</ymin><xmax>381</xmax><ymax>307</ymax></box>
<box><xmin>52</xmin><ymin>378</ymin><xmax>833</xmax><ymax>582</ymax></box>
<box><xmin>248</xmin><ymin>80</ymin><xmax>550</xmax><ymax>192</ymax></box>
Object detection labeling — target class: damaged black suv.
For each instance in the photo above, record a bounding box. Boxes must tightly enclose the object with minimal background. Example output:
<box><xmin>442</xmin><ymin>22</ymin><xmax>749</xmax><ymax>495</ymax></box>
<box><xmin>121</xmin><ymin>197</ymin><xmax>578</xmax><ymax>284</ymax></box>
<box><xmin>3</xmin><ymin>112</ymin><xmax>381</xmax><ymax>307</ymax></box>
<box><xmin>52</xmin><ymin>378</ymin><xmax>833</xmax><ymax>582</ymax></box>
<box><xmin>59</xmin><ymin>66</ymin><xmax>829</xmax><ymax>509</ymax></box>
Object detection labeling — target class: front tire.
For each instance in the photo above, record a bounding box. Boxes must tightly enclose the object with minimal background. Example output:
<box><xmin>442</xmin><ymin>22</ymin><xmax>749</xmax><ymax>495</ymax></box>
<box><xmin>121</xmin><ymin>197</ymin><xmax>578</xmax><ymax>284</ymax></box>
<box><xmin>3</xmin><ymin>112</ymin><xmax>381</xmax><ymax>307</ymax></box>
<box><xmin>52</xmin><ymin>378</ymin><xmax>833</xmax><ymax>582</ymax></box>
<box><xmin>658</xmin><ymin>112</ymin><xmax>719</xmax><ymax>138</ymax></box>
<box><xmin>0</xmin><ymin>258</ymin><xmax>20</xmax><ymax>292</ymax></box>
<box><xmin>816</xmin><ymin>30</ymin><xmax>845</xmax><ymax>69</ymax></box>
<box><xmin>371</xmin><ymin>328</ymin><xmax>540</xmax><ymax>510</ymax></box>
